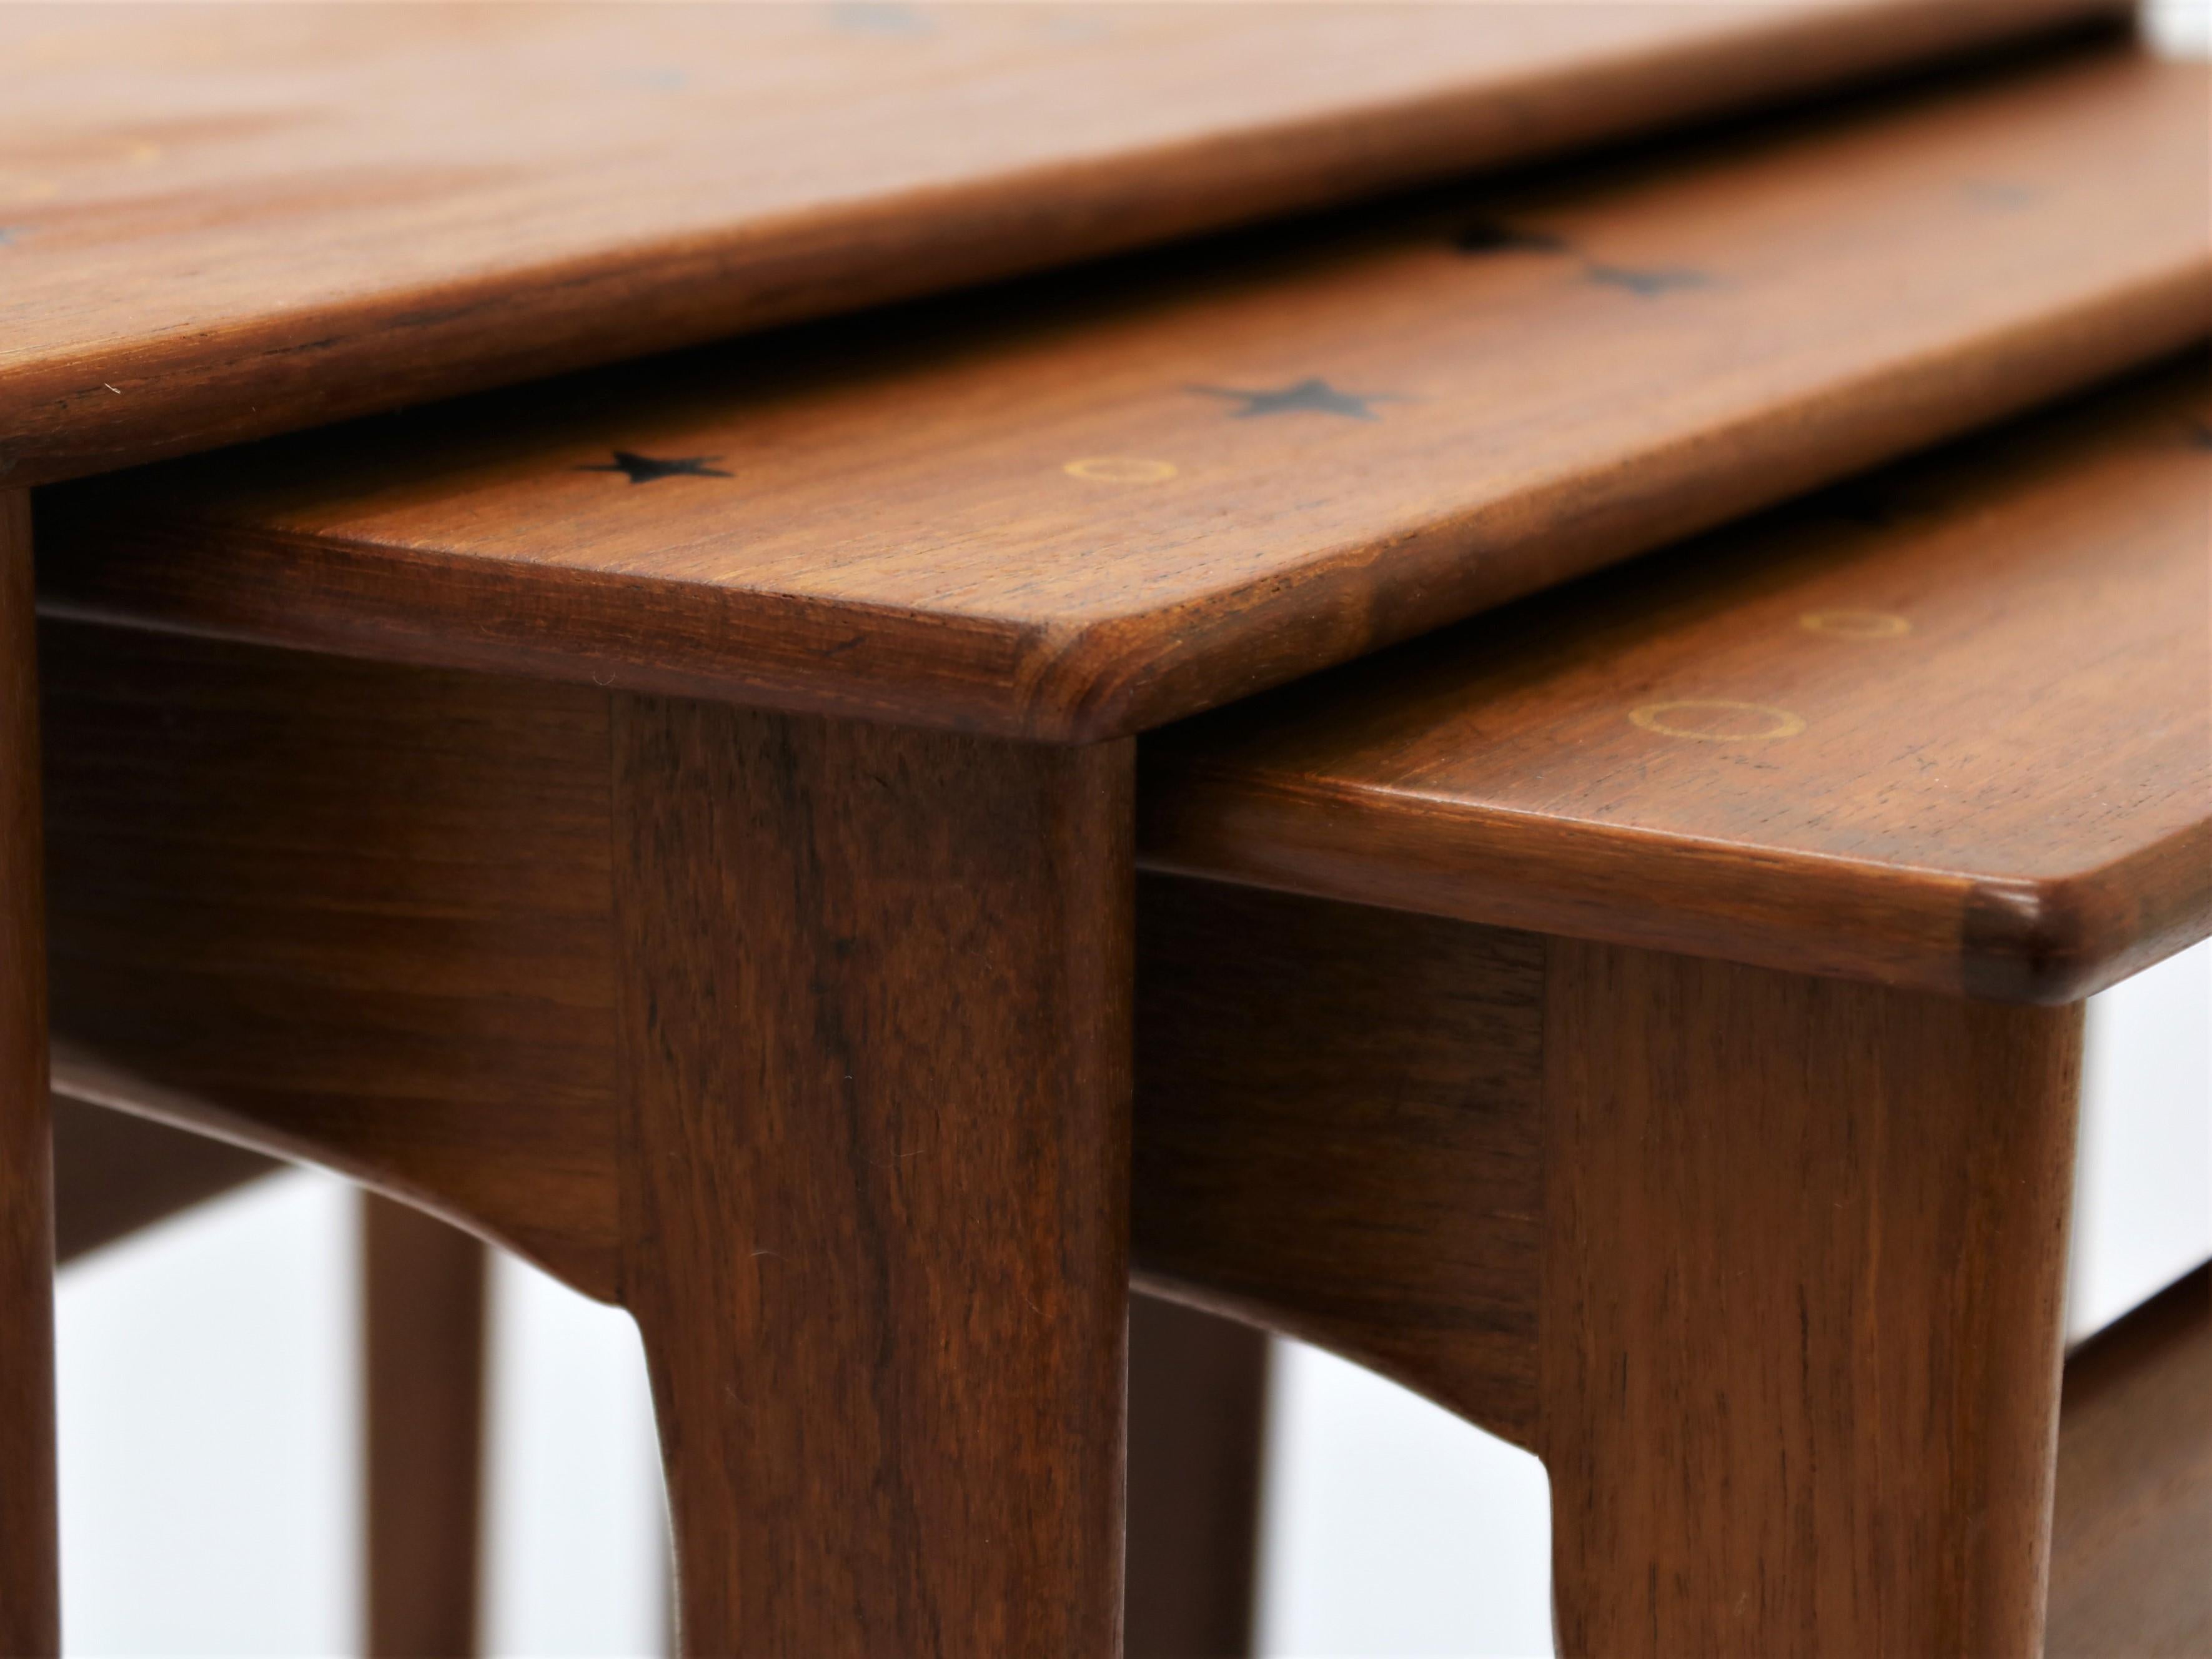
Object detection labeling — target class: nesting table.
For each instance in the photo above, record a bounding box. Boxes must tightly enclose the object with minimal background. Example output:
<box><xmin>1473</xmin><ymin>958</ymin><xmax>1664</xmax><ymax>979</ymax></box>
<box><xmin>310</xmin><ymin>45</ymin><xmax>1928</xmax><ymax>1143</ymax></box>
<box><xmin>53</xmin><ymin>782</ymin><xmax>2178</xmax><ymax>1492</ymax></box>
<box><xmin>4</xmin><ymin>6</ymin><xmax>2205</xmax><ymax>1654</ymax></box>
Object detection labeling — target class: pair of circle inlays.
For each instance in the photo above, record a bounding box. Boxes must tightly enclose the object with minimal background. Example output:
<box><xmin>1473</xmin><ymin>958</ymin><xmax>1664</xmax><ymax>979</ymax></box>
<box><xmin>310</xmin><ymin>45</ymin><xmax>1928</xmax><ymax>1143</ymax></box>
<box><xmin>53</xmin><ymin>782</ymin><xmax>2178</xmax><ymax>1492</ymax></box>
<box><xmin>1627</xmin><ymin>607</ymin><xmax>1909</xmax><ymax>740</ymax></box>
<box><xmin>1629</xmin><ymin>700</ymin><xmax>1806</xmax><ymax>742</ymax></box>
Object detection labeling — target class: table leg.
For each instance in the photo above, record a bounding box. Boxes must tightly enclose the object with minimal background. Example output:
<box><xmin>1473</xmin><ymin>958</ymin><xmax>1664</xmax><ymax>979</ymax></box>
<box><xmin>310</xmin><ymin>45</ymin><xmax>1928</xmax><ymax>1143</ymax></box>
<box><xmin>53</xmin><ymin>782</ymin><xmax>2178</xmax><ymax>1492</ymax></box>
<box><xmin>1125</xmin><ymin>1295</ymin><xmax>1267</xmax><ymax>1659</ymax></box>
<box><xmin>1540</xmin><ymin>940</ymin><xmax>2084</xmax><ymax>1658</ymax></box>
<box><xmin>364</xmin><ymin>1193</ymin><xmax>488</xmax><ymax>1658</ymax></box>
<box><xmin>0</xmin><ymin>489</ymin><xmax>59</xmax><ymax>1657</ymax></box>
<box><xmin>612</xmin><ymin>701</ymin><xmax>1131</xmax><ymax>1657</ymax></box>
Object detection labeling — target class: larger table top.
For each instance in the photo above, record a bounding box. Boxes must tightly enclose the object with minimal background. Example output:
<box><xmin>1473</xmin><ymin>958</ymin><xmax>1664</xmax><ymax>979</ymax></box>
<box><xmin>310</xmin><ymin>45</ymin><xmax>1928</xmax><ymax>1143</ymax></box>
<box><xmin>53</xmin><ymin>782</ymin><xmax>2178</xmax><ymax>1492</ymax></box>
<box><xmin>1</xmin><ymin>0</ymin><xmax>2126</xmax><ymax>485</ymax></box>
<box><xmin>45</xmin><ymin>49</ymin><xmax>2211</xmax><ymax>741</ymax></box>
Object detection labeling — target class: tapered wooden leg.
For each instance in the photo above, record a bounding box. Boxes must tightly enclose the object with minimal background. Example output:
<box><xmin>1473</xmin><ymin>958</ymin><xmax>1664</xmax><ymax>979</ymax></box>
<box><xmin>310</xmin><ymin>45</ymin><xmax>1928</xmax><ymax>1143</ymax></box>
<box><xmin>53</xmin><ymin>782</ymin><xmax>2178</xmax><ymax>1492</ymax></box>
<box><xmin>1540</xmin><ymin>941</ymin><xmax>2085</xmax><ymax>1658</ymax></box>
<box><xmin>364</xmin><ymin>1192</ymin><xmax>488</xmax><ymax>1658</ymax></box>
<box><xmin>1124</xmin><ymin>1295</ymin><xmax>1267</xmax><ymax>1659</ymax></box>
<box><xmin>0</xmin><ymin>492</ymin><xmax>59</xmax><ymax>1657</ymax></box>
<box><xmin>612</xmin><ymin>701</ymin><xmax>1131</xmax><ymax>1658</ymax></box>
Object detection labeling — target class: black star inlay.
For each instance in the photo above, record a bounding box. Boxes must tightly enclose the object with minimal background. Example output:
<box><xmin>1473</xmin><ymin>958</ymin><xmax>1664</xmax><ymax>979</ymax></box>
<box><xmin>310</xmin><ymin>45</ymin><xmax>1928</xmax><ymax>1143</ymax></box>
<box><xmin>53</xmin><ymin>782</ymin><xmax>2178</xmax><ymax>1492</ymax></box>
<box><xmin>2188</xmin><ymin>420</ymin><xmax>2212</xmax><ymax>451</ymax></box>
<box><xmin>1585</xmin><ymin>264</ymin><xmax>1714</xmax><ymax>298</ymax></box>
<box><xmin>578</xmin><ymin>451</ymin><xmax>732</xmax><ymax>484</ymax></box>
<box><xmin>1189</xmin><ymin>378</ymin><xmax>1403</xmax><ymax>420</ymax></box>
<box><xmin>1454</xmin><ymin>220</ymin><xmax>1569</xmax><ymax>255</ymax></box>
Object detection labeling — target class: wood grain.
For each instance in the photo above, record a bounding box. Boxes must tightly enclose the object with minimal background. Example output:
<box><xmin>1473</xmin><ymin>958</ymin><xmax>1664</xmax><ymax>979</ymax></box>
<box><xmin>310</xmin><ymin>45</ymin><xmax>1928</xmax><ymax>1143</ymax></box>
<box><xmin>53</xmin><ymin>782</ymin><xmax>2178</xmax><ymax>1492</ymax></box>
<box><xmin>39</xmin><ymin>620</ymin><xmax>622</xmax><ymax>1298</ymax></box>
<box><xmin>0</xmin><ymin>489</ymin><xmax>57</xmax><ymax>1657</ymax></box>
<box><xmin>41</xmin><ymin>47</ymin><xmax>2209</xmax><ymax>741</ymax></box>
<box><xmin>1134</xmin><ymin>876</ymin><xmax>1544</xmax><ymax>1447</ymax></box>
<box><xmin>612</xmin><ymin>703</ymin><xmax>1131</xmax><ymax>1655</ymax></box>
<box><xmin>363</xmin><ymin>1194</ymin><xmax>488</xmax><ymax>1659</ymax></box>
<box><xmin>1144</xmin><ymin>363</ymin><xmax>2212</xmax><ymax>1004</ymax></box>
<box><xmin>37</xmin><ymin>615</ymin><xmax>1203</xmax><ymax>1654</ymax></box>
<box><xmin>0</xmin><ymin>0</ymin><xmax>2126</xmax><ymax>487</ymax></box>
<box><xmin>2048</xmin><ymin>1264</ymin><xmax>2212</xmax><ymax>1658</ymax></box>
<box><xmin>1134</xmin><ymin>885</ymin><xmax>2114</xmax><ymax>1650</ymax></box>
<box><xmin>1125</xmin><ymin>1294</ymin><xmax>1269</xmax><ymax>1659</ymax></box>
<box><xmin>1541</xmin><ymin>939</ymin><xmax>2083</xmax><ymax>1657</ymax></box>
<box><xmin>50</xmin><ymin>1088</ymin><xmax>275</xmax><ymax>1262</ymax></box>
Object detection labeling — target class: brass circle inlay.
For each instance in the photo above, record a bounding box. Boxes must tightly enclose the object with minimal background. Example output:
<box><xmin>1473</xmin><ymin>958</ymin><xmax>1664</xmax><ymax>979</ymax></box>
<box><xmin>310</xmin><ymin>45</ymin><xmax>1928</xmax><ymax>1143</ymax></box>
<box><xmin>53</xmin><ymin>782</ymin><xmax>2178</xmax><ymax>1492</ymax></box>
<box><xmin>1063</xmin><ymin>456</ymin><xmax>1177</xmax><ymax>483</ymax></box>
<box><xmin>1629</xmin><ymin>700</ymin><xmax>1806</xmax><ymax>742</ymax></box>
<box><xmin>1800</xmin><ymin>608</ymin><xmax>1910</xmax><ymax>639</ymax></box>
<box><xmin>0</xmin><ymin>178</ymin><xmax>58</xmax><ymax>207</ymax></box>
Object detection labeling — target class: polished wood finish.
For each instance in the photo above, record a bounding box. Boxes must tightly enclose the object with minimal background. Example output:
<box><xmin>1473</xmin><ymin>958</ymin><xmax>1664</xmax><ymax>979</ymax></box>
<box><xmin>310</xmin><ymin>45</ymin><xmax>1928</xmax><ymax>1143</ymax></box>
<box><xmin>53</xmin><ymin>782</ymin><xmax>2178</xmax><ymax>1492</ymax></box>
<box><xmin>32</xmin><ymin>578</ymin><xmax>2178</xmax><ymax>1655</ymax></box>
<box><xmin>2048</xmin><ymin>1265</ymin><xmax>2212</xmax><ymax>1658</ymax></box>
<box><xmin>1136</xmin><ymin>882</ymin><xmax>2091</xmax><ymax>1655</ymax></box>
<box><xmin>612</xmin><ymin>704</ymin><xmax>1131</xmax><ymax>1655</ymax></box>
<box><xmin>41</xmin><ymin>624</ymin><xmax>1139</xmax><ymax>1651</ymax></box>
<box><xmin>39</xmin><ymin>622</ymin><xmax>621</xmax><ymax>1299</ymax></box>
<box><xmin>1144</xmin><ymin>365</ymin><xmax>2212</xmax><ymax>1003</ymax></box>
<box><xmin>0</xmin><ymin>0</ymin><xmax>2126</xmax><ymax>487</ymax></box>
<box><xmin>363</xmin><ymin>1194</ymin><xmax>487</xmax><ymax>1659</ymax></box>
<box><xmin>1124</xmin><ymin>1295</ymin><xmax>1269</xmax><ymax>1659</ymax></box>
<box><xmin>42</xmin><ymin>49</ymin><xmax>2209</xmax><ymax>740</ymax></box>
<box><xmin>1135</xmin><ymin>877</ymin><xmax>1544</xmax><ymax>1446</ymax></box>
<box><xmin>50</xmin><ymin>1088</ymin><xmax>274</xmax><ymax>1262</ymax></box>
<box><xmin>0</xmin><ymin>490</ymin><xmax>58</xmax><ymax>1657</ymax></box>
<box><xmin>1540</xmin><ymin>939</ymin><xmax>2083</xmax><ymax>1657</ymax></box>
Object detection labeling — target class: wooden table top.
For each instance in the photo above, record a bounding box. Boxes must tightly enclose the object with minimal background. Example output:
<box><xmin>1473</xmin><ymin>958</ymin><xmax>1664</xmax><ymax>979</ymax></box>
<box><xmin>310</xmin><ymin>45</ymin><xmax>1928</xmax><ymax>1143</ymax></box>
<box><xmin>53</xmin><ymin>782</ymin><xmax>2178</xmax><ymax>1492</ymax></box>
<box><xmin>44</xmin><ymin>47</ymin><xmax>2210</xmax><ymax>743</ymax></box>
<box><xmin>0</xmin><ymin>0</ymin><xmax>2128</xmax><ymax>487</ymax></box>
<box><xmin>1143</xmin><ymin>362</ymin><xmax>2212</xmax><ymax>1004</ymax></box>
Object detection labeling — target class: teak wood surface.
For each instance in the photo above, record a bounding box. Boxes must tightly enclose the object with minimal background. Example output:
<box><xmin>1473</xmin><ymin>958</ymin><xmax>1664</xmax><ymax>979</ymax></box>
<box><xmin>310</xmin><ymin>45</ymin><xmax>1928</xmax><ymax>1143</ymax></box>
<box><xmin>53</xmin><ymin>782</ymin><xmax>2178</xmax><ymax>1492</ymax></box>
<box><xmin>34</xmin><ymin>246</ymin><xmax>2211</xmax><ymax>1659</ymax></box>
<box><xmin>2046</xmin><ymin>1265</ymin><xmax>2212</xmax><ymax>1657</ymax></box>
<box><xmin>39</xmin><ymin>47</ymin><xmax>2210</xmax><ymax>741</ymax></box>
<box><xmin>612</xmin><ymin>707</ymin><xmax>1131</xmax><ymax>1654</ymax></box>
<box><xmin>45</xmin><ymin>666</ymin><xmax>1138</xmax><ymax>1655</ymax></box>
<box><xmin>41</xmin><ymin>628</ymin><xmax>624</xmax><ymax>1295</ymax></box>
<box><xmin>1537</xmin><ymin>940</ymin><xmax>2083</xmax><ymax>1655</ymax></box>
<box><xmin>1144</xmin><ymin>364</ymin><xmax>2212</xmax><ymax>1004</ymax></box>
<box><xmin>0</xmin><ymin>490</ymin><xmax>57</xmax><ymax>1656</ymax></box>
<box><xmin>0</xmin><ymin>0</ymin><xmax>2127</xmax><ymax>487</ymax></box>
<box><xmin>38</xmin><ymin>611</ymin><xmax>2120</xmax><ymax>1656</ymax></box>
<box><xmin>362</xmin><ymin>1194</ymin><xmax>487</xmax><ymax>1659</ymax></box>
<box><xmin>1134</xmin><ymin>879</ymin><xmax>2086</xmax><ymax>1657</ymax></box>
<box><xmin>1123</xmin><ymin>1297</ymin><xmax>1268</xmax><ymax>1658</ymax></box>
<box><xmin>18</xmin><ymin>27</ymin><xmax>2206</xmax><ymax>1651</ymax></box>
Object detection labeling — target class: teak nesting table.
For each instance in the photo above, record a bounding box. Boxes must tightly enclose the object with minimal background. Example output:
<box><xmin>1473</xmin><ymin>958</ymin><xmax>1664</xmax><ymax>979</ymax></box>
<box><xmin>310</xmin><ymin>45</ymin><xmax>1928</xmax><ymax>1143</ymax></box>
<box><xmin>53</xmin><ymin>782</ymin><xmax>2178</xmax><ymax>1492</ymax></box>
<box><xmin>3</xmin><ymin>6</ymin><xmax>2207</xmax><ymax>1655</ymax></box>
<box><xmin>22</xmin><ymin>5</ymin><xmax>2148</xmax><ymax>1645</ymax></box>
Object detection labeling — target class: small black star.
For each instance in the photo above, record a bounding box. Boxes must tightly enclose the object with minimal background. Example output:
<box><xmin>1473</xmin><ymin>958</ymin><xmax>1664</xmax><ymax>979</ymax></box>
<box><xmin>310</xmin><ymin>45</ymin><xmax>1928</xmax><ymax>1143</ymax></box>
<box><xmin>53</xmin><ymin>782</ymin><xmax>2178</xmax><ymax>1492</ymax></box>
<box><xmin>578</xmin><ymin>451</ymin><xmax>732</xmax><ymax>484</ymax></box>
<box><xmin>1188</xmin><ymin>378</ymin><xmax>1403</xmax><ymax>421</ymax></box>
<box><xmin>1454</xmin><ymin>220</ymin><xmax>1570</xmax><ymax>256</ymax></box>
<box><xmin>2188</xmin><ymin>420</ymin><xmax>2212</xmax><ymax>452</ymax></box>
<box><xmin>1585</xmin><ymin>264</ymin><xmax>1715</xmax><ymax>298</ymax></box>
